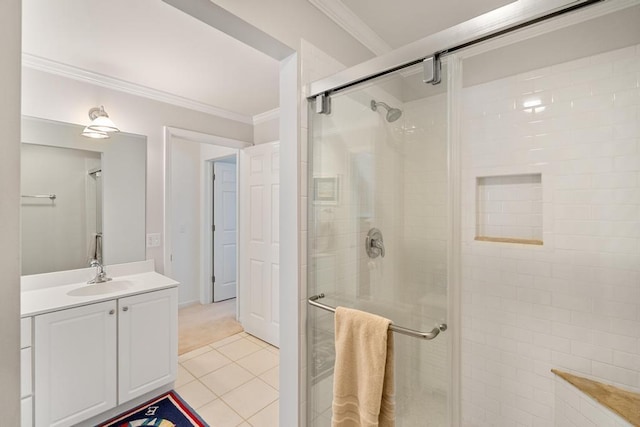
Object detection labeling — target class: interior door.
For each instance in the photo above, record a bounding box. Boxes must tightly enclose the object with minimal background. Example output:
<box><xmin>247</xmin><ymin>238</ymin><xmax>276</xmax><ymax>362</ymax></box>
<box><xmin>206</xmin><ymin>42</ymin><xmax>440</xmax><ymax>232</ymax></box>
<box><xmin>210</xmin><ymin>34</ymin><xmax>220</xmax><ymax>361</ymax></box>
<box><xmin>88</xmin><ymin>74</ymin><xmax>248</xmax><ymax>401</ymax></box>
<box><xmin>213</xmin><ymin>160</ymin><xmax>238</xmax><ymax>302</ymax></box>
<box><xmin>239</xmin><ymin>142</ymin><xmax>280</xmax><ymax>346</ymax></box>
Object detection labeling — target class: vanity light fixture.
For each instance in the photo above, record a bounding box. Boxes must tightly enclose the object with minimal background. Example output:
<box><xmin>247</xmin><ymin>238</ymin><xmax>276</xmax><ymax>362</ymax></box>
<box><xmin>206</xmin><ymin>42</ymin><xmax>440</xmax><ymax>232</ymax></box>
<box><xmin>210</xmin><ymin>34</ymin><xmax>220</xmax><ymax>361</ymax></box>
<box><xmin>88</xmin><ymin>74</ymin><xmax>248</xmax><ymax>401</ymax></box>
<box><xmin>81</xmin><ymin>105</ymin><xmax>120</xmax><ymax>139</ymax></box>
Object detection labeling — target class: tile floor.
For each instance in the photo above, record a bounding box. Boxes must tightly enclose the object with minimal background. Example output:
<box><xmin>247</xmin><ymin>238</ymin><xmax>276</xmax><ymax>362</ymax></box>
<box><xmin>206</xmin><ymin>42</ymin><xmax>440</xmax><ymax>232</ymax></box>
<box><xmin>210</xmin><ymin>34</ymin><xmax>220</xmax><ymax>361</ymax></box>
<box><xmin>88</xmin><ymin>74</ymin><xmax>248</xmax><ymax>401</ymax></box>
<box><xmin>176</xmin><ymin>331</ymin><xmax>279</xmax><ymax>427</ymax></box>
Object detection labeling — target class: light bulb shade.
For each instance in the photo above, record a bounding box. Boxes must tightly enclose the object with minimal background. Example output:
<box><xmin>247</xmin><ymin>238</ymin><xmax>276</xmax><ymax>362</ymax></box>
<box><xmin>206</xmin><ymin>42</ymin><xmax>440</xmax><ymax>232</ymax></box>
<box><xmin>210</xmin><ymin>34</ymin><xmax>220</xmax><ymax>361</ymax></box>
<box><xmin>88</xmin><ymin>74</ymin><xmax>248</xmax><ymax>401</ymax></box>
<box><xmin>87</xmin><ymin>115</ymin><xmax>120</xmax><ymax>133</ymax></box>
<box><xmin>81</xmin><ymin>126</ymin><xmax>110</xmax><ymax>139</ymax></box>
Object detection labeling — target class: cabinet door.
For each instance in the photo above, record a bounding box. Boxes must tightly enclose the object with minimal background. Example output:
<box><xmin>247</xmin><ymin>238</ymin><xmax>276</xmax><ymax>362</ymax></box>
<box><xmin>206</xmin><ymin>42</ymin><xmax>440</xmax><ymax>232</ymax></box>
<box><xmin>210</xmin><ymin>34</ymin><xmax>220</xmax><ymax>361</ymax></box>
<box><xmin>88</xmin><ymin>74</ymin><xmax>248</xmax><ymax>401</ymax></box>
<box><xmin>118</xmin><ymin>288</ymin><xmax>178</xmax><ymax>403</ymax></box>
<box><xmin>35</xmin><ymin>300</ymin><xmax>117</xmax><ymax>427</ymax></box>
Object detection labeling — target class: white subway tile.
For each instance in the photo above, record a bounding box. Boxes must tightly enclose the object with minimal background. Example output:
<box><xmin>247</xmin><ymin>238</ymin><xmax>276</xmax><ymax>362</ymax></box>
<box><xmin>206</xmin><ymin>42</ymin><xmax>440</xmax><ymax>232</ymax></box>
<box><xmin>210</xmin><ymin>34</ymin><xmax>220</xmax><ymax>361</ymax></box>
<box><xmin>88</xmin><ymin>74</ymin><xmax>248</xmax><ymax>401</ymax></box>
<box><xmin>571</xmin><ymin>341</ymin><xmax>614</xmax><ymax>364</ymax></box>
<box><xmin>533</xmin><ymin>332</ymin><xmax>572</xmax><ymax>353</ymax></box>
<box><xmin>552</xmin><ymin>351</ymin><xmax>593</xmax><ymax>373</ymax></box>
<box><xmin>612</xmin><ymin>350</ymin><xmax>640</xmax><ymax>371</ymax></box>
<box><xmin>592</xmin><ymin>361</ymin><xmax>640</xmax><ymax>388</ymax></box>
<box><xmin>592</xmin><ymin>331</ymin><xmax>638</xmax><ymax>354</ymax></box>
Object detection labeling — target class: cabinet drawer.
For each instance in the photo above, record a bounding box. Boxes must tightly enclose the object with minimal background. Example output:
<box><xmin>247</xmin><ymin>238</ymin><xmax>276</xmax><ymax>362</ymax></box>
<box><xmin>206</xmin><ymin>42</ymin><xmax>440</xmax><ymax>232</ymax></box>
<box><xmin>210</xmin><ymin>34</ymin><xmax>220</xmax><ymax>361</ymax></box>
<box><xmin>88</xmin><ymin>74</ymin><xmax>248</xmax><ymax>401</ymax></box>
<box><xmin>21</xmin><ymin>348</ymin><xmax>32</xmax><ymax>398</ymax></box>
<box><xmin>21</xmin><ymin>317</ymin><xmax>32</xmax><ymax>349</ymax></box>
<box><xmin>21</xmin><ymin>396</ymin><xmax>33</xmax><ymax>427</ymax></box>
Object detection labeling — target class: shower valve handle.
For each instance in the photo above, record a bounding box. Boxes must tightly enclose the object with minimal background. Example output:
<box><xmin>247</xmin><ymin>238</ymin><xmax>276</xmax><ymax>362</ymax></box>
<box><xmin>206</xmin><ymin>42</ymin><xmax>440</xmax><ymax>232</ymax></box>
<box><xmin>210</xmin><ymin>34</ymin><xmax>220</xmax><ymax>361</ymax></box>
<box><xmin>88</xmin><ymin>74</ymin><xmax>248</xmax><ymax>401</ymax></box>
<box><xmin>372</xmin><ymin>238</ymin><xmax>385</xmax><ymax>257</ymax></box>
<box><xmin>366</xmin><ymin>228</ymin><xmax>385</xmax><ymax>258</ymax></box>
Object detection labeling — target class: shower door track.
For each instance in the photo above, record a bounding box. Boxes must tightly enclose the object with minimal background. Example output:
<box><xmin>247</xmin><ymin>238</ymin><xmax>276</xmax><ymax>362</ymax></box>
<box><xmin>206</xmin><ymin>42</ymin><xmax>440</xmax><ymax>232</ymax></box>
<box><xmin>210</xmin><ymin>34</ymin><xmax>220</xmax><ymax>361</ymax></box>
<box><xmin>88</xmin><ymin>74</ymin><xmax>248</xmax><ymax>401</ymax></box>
<box><xmin>308</xmin><ymin>294</ymin><xmax>448</xmax><ymax>340</ymax></box>
<box><xmin>308</xmin><ymin>0</ymin><xmax>605</xmax><ymax>98</ymax></box>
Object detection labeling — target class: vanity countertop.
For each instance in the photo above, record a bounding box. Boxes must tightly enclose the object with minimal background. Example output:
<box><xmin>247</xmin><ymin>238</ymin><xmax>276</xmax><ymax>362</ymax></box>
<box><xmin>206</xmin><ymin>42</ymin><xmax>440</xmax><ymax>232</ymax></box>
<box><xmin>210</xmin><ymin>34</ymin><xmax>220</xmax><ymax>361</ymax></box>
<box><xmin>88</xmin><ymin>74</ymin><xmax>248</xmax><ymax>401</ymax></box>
<box><xmin>21</xmin><ymin>261</ymin><xmax>178</xmax><ymax>317</ymax></box>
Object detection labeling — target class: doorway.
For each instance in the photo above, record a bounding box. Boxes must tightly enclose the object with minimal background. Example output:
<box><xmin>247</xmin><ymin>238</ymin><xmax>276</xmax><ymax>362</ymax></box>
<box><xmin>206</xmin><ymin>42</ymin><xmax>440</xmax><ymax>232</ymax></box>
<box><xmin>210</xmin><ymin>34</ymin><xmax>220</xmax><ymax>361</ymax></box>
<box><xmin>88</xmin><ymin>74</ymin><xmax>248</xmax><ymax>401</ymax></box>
<box><xmin>165</xmin><ymin>128</ymin><xmax>249</xmax><ymax>354</ymax></box>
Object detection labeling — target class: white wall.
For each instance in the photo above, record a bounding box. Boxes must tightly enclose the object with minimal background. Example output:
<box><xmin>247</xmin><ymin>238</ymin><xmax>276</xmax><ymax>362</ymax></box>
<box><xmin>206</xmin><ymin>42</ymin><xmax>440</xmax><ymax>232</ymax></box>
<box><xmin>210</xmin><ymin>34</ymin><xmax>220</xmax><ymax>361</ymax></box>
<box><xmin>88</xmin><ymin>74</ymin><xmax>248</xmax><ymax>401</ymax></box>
<box><xmin>171</xmin><ymin>138</ymin><xmax>237</xmax><ymax>305</ymax></box>
<box><xmin>460</xmin><ymin>43</ymin><xmax>640</xmax><ymax>426</ymax></box>
<box><xmin>0</xmin><ymin>0</ymin><xmax>22</xmax><ymax>421</ymax></box>
<box><xmin>254</xmin><ymin>117</ymin><xmax>280</xmax><ymax>144</ymax></box>
<box><xmin>22</xmin><ymin>68</ymin><xmax>253</xmax><ymax>273</ymax></box>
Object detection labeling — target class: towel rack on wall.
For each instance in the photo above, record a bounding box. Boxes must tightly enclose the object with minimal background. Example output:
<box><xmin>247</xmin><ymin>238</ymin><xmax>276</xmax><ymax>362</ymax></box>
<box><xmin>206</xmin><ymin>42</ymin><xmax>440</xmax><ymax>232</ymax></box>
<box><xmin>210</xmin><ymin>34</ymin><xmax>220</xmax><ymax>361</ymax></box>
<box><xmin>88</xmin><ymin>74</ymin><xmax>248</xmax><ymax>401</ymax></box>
<box><xmin>21</xmin><ymin>194</ymin><xmax>57</xmax><ymax>200</ymax></box>
<box><xmin>308</xmin><ymin>293</ymin><xmax>447</xmax><ymax>340</ymax></box>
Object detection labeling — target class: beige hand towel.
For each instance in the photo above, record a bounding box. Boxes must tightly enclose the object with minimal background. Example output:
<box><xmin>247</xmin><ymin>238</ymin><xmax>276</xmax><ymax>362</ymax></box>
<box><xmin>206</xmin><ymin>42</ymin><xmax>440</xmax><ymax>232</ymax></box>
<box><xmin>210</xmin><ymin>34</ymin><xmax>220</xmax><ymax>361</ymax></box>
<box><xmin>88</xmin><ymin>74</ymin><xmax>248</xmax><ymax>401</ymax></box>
<box><xmin>332</xmin><ymin>306</ymin><xmax>395</xmax><ymax>427</ymax></box>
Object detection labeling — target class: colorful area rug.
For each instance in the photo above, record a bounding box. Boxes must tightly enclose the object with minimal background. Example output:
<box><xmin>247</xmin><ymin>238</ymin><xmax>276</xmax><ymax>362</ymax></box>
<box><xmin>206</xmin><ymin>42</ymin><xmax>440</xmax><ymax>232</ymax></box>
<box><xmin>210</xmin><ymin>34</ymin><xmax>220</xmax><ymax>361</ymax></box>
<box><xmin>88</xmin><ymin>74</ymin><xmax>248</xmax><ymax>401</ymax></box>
<box><xmin>99</xmin><ymin>391</ymin><xmax>208</xmax><ymax>427</ymax></box>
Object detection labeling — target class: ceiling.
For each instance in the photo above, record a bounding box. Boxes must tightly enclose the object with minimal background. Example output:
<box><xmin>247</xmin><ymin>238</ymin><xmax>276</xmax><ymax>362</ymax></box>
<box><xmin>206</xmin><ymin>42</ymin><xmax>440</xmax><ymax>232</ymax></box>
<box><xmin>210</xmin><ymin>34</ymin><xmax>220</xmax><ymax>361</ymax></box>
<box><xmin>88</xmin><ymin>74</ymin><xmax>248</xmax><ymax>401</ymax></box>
<box><xmin>339</xmin><ymin>0</ymin><xmax>516</xmax><ymax>50</ymax></box>
<box><xmin>22</xmin><ymin>0</ymin><xmax>281</xmax><ymax>118</ymax></box>
<box><xmin>22</xmin><ymin>0</ymin><xmax>521</xmax><ymax>121</ymax></box>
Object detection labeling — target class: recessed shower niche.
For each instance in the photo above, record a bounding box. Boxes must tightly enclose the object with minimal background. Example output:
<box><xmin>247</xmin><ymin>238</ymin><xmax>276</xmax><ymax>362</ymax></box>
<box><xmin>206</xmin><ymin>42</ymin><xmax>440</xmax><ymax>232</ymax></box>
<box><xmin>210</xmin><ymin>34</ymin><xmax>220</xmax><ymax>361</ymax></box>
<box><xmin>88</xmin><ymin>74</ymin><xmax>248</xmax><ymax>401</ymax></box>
<box><xmin>476</xmin><ymin>174</ymin><xmax>543</xmax><ymax>245</ymax></box>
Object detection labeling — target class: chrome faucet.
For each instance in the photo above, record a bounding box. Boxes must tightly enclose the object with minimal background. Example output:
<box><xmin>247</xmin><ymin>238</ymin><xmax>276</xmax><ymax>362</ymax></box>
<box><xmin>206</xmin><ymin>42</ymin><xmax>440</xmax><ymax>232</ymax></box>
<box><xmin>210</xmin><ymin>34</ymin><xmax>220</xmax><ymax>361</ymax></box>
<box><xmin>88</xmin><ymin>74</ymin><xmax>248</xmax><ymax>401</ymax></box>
<box><xmin>88</xmin><ymin>259</ymin><xmax>112</xmax><ymax>284</ymax></box>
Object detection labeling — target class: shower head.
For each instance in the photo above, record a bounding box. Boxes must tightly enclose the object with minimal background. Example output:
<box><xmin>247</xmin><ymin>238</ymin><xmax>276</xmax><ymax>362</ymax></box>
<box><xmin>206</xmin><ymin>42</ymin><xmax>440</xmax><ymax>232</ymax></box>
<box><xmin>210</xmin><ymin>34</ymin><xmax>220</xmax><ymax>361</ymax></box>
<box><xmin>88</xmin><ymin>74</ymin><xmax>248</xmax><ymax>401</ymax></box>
<box><xmin>370</xmin><ymin>100</ymin><xmax>403</xmax><ymax>123</ymax></box>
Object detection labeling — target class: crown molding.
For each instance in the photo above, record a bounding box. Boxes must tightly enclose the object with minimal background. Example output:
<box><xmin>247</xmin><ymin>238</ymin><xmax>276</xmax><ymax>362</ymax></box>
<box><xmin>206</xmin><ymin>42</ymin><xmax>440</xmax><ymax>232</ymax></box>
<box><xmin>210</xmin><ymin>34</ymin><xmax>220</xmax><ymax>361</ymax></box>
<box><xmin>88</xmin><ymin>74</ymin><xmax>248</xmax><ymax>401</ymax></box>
<box><xmin>308</xmin><ymin>0</ymin><xmax>392</xmax><ymax>56</ymax></box>
<box><xmin>22</xmin><ymin>53</ymin><xmax>253</xmax><ymax>125</ymax></box>
<box><xmin>253</xmin><ymin>107</ymin><xmax>280</xmax><ymax>125</ymax></box>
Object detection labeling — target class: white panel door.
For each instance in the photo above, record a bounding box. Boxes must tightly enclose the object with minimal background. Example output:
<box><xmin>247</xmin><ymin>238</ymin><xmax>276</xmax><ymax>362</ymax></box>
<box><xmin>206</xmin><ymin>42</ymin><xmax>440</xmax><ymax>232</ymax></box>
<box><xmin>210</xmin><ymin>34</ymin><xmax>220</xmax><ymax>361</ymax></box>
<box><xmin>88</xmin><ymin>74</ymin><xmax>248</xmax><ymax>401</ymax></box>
<box><xmin>239</xmin><ymin>142</ymin><xmax>280</xmax><ymax>346</ymax></box>
<box><xmin>118</xmin><ymin>288</ymin><xmax>178</xmax><ymax>403</ymax></box>
<box><xmin>34</xmin><ymin>300</ymin><xmax>117</xmax><ymax>427</ymax></box>
<box><xmin>213</xmin><ymin>161</ymin><xmax>238</xmax><ymax>302</ymax></box>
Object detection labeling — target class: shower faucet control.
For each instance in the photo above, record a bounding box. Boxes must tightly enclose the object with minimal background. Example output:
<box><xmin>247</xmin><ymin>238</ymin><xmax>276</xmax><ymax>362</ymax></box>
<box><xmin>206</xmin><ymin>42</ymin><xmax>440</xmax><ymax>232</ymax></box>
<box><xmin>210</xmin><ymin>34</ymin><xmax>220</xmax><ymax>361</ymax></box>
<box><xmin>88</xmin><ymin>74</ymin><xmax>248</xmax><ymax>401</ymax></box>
<box><xmin>366</xmin><ymin>228</ymin><xmax>386</xmax><ymax>259</ymax></box>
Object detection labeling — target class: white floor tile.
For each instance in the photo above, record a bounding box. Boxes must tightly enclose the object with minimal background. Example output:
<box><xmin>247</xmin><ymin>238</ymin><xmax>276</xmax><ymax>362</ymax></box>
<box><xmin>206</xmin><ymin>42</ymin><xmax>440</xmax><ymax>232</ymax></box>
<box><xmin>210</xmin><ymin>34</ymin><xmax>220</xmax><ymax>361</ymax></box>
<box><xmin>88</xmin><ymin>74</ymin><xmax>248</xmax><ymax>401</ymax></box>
<box><xmin>236</xmin><ymin>348</ymin><xmax>279</xmax><ymax>376</ymax></box>
<box><xmin>175</xmin><ymin>380</ymin><xmax>217</xmax><ymax>410</ymax></box>
<box><xmin>196</xmin><ymin>398</ymin><xmax>244</xmax><ymax>427</ymax></box>
<box><xmin>246</xmin><ymin>400</ymin><xmax>279</xmax><ymax>427</ymax></box>
<box><xmin>175</xmin><ymin>364</ymin><xmax>196</xmax><ymax>388</ymax></box>
<box><xmin>217</xmin><ymin>338</ymin><xmax>262</xmax><ymax>361</ymax></box>
<box><xmin>210</xmin><ymin>333</ymin><xmax>244</xmax><ymax>349</ymax></box>
<box><xmin>200</xmin><ymin>363</ymin><xmax>254</xmax><ymax>396</ymax></box>
<box><xmin>178</xmin><ymin>345</ymin><xmax>212</xmax><ymax>363</ymax></box>
<box><xmin>177</xmin><ymin>334</ymin><xmax>281</xmax><ymax>426</ymax></box>
<box><xmin>221</xmin><ymin>378</ymin><xmax>278</xmax><ymax>419</ymax></box>
<box><xmin>182</xmin><ymin>349</ymin><xmax>232</xmax><ymax>378</ymax></box>
<box><xmin>265</xmin><ymin>345</ymin><xmax>279</xmax><ymax>356</ymax></box>
<box><xmin>244</xmin><ymin>334</ymin><xmax>270</xmax><ymax>348</ymax></box>
<box><xmin>258</xmin><ymin>366</ymin><xmax>279</xmax><ymax>391</ymax></box>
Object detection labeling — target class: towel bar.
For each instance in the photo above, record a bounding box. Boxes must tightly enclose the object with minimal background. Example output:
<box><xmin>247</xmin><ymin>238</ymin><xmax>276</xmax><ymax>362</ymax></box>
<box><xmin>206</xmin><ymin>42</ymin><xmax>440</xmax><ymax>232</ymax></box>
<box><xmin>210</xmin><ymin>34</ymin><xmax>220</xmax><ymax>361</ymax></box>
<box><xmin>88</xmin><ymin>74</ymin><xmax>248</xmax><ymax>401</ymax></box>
<box><xmin>21</xmin><ymin>194</ymin><xmax>57</xmax><ymax>200</ymax></box>
<box><xmin>308</xmin><ymin>293</ymin><xmax>447</xmax><ymax>340</ymax></box>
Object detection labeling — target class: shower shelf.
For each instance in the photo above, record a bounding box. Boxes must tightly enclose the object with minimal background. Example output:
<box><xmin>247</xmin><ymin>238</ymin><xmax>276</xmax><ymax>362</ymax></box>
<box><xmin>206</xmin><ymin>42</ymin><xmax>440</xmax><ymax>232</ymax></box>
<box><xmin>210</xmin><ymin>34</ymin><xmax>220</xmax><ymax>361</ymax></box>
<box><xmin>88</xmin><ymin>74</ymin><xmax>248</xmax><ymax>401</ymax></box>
<box><xmin>308</xmin><ymin>293</ymin><xmax>447</xmax><ymax>340</ymax></box>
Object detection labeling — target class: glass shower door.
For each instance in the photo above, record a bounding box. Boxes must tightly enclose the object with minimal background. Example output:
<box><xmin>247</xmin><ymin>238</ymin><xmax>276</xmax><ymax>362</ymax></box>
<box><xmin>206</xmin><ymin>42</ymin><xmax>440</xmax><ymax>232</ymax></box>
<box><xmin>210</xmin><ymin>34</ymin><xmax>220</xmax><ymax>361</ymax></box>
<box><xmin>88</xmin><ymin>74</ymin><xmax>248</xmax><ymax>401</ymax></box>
<box><xmin>307</xmin><ymin>61</ymin><xmax>451</xmax><ymax>426</ymax></box>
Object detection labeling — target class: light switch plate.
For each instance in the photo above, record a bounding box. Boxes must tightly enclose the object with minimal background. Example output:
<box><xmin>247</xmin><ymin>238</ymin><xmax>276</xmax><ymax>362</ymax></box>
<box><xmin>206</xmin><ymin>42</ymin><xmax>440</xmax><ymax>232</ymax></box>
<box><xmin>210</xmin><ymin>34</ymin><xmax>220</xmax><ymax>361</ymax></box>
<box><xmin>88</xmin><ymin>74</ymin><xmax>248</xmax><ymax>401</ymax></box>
<box><xmin>146</xmin><ymin>233</ymin><xmax>161</xmax><ymax>248</ymax></box>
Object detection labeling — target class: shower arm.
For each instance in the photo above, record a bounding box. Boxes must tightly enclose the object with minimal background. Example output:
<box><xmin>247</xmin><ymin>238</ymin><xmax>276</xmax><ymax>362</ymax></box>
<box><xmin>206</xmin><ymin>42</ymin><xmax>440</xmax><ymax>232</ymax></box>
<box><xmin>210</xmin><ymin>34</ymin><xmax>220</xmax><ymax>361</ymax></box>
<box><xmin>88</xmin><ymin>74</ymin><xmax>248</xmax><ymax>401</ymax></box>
<box><xmin>308</xmin><ymin>293</ymin><xmax>447</xmax><ymax>340</ymax></box>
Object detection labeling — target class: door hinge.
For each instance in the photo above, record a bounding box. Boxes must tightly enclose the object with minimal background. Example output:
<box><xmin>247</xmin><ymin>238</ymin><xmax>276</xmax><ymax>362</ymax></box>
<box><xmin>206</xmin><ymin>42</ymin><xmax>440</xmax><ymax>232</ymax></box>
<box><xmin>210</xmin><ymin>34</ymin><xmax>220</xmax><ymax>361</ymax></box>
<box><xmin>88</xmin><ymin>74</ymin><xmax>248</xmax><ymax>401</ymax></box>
<box><xmin>213</xmin><ymin>224</ymin><xmax>216</xmax><ymax>232</ymax></box>
<box><xmin>212</xmin><ymin>275</ymin><xmax>215</xmax><ymax>283</ymax></box>
<box><xmin>213</xmin><ymin>173</ymin><xmax>216</xmax><ymax>180</ymax></box>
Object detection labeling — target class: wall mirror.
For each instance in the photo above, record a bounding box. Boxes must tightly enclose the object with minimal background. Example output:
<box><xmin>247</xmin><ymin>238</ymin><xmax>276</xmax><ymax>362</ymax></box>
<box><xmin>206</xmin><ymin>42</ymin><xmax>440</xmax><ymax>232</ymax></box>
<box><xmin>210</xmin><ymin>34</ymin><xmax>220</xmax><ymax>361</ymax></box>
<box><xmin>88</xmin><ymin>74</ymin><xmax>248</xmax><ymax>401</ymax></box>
<box><xmin>21</xmin><ymin>116</ymin><xmax>147</xmax><ymax>275</ymax></box>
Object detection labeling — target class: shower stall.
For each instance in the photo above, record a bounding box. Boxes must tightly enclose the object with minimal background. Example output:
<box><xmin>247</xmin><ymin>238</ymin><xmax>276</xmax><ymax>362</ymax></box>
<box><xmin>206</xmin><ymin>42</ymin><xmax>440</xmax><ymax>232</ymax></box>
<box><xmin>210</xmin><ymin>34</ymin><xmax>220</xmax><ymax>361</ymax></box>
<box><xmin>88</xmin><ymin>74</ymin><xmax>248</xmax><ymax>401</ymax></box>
<box><xmin>307</xmin><ymin>60</ymin><xmax>453</xmax><ymax>426</ymax></box>
<box><xmin>306</xmin><ymin>1</ymin><xmax>640</xmax><ymax>426</ymax></box>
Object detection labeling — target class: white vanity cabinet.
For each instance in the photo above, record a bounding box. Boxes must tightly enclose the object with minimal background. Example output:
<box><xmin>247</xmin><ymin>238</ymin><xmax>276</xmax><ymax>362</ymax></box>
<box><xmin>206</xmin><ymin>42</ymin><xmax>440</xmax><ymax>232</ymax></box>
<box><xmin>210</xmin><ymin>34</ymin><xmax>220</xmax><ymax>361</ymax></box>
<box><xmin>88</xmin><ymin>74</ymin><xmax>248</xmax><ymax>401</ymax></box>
<box><xmin>33</xmin><ymin>287</ymin><xmax>177</xmax><ymax>427</ymax></box>
<box><xmin>34</xmin><ymin>300</ymin><xmax>118</xmax><ymax>427</ymax></box>
<box><xmin>118</xmin><ymin>289</ymin><xmax>178</xmax><ymax>402</ymax></box>
<box><xmin>21</xmin><ymin>317</ymin><xmax>33</xmax><ymax>427</ymax></box>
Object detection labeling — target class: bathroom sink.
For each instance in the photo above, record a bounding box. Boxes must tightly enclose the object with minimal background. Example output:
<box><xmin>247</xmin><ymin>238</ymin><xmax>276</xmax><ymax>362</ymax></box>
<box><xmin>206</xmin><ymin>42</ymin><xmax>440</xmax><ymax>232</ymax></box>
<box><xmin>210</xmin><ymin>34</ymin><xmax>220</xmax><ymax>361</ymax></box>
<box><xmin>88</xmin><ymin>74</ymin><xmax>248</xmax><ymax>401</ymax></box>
<box><xmin>67</xmin><ymin>280</ymin><xmax>136</xmax><ymax>296</ymax></box>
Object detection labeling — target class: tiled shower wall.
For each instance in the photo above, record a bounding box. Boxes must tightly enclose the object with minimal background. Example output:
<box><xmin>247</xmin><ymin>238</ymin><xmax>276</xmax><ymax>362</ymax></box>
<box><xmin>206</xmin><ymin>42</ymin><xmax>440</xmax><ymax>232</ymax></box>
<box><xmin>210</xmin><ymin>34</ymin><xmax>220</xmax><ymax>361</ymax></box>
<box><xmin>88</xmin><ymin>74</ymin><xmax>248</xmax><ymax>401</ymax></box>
<box><xmin>461</xmin><ymin>44</ymin><xmax>640</xmax><ymax>426</ymax></box>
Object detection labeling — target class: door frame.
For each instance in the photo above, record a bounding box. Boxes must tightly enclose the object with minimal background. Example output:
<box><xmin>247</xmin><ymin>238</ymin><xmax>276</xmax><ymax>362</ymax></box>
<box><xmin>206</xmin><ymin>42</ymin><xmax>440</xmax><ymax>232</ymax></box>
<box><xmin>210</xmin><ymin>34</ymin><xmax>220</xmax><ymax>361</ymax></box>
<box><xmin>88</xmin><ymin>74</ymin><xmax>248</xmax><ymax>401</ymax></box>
<box><xmin>209</xmin><ymin>154</ymin><xmax>239</xmax><ymax>303</ymax></box>
<box><xmin>163</xmin><ymin>126</ymin><xmax>251</xmax><ymax>307</ymax></box>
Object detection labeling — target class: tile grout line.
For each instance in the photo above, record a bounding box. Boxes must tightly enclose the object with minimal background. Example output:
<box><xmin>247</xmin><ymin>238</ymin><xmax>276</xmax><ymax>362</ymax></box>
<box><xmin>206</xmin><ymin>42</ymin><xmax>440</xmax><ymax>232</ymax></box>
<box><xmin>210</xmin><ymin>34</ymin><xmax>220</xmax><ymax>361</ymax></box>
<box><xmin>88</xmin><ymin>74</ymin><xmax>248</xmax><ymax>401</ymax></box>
<box><xmin>176</xmin><ymin>332</ymin><xmax>280</xmax><ymax>426</ymax></box>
